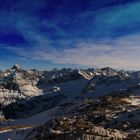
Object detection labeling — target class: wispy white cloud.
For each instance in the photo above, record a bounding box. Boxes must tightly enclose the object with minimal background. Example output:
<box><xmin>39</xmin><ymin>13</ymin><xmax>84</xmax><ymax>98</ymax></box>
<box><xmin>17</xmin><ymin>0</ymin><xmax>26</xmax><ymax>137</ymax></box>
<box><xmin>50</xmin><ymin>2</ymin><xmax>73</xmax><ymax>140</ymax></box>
<box><xmin>4</xmin><ymin>33</ymin><xmax>140</xmax><ymax>70</ymax></box>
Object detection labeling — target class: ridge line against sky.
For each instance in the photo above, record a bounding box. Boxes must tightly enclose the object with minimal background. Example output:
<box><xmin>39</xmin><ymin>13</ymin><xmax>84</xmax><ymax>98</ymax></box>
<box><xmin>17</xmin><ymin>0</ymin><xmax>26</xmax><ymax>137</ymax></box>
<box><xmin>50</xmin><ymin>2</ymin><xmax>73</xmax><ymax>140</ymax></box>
<box><xmin>0</xmin><ymin>0</ymin><xmax>140</xmax><ymax>70</ymax></box>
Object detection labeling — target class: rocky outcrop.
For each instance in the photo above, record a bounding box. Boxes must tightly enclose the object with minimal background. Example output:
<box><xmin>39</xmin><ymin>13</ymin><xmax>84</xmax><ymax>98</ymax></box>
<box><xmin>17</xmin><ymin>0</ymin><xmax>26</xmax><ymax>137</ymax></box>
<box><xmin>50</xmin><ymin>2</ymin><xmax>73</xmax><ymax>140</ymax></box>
<box><xmin>27</xmin><ymin>116</ymin><xmax>127</xmax><ymax>140</ymax></box>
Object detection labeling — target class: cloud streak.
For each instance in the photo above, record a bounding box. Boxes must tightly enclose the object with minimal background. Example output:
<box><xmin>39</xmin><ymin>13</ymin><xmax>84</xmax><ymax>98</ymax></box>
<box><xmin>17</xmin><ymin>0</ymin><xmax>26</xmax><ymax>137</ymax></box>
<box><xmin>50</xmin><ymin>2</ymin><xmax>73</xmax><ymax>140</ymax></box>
<box><xmin>4</xmin><ymin>33</ymin><xmax>140</xmax><ymax>70</ymax></box>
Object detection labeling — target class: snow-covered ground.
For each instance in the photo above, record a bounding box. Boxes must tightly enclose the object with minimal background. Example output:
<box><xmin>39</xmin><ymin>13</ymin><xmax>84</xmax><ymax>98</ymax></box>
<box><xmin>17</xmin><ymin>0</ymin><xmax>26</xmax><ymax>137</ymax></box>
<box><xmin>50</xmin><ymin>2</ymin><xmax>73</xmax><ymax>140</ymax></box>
<box><xmin>0</xmin><ymin>100</ymin><xmax>84</xmax><ymax>140</ymax></box>
<box><xmin>0</xmin><ymin>106</ymin><xmax>59</xmax><ymax>140</ymax></box>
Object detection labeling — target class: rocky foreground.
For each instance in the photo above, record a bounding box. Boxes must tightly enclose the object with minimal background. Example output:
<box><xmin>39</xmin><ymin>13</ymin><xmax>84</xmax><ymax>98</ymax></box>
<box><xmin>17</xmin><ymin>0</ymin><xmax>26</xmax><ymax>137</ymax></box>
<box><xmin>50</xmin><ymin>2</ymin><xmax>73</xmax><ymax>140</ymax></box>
<box><xmin>0</xmin><ymin>65</ymin><xmax>140</xmax><ymax>140</ymax></box>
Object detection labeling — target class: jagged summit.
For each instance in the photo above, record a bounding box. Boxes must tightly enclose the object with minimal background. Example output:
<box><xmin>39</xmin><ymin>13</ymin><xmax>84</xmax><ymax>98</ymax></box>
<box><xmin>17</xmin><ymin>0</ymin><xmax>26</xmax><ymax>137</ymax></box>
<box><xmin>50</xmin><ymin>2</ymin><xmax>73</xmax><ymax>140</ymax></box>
<box><xmin>11</xmin><ymin>64</ymin><xmax>21</xmax><ymax>70</ymax></box>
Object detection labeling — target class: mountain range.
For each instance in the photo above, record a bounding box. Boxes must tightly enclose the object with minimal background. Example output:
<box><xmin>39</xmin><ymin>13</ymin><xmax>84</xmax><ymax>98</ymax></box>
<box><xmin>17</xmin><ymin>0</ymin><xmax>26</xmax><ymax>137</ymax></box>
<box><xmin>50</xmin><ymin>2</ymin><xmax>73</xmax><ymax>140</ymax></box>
<box><xmin>0</xmin><ymin>65</ymin><xmax>140</xmax><ymax>140</ymax></box>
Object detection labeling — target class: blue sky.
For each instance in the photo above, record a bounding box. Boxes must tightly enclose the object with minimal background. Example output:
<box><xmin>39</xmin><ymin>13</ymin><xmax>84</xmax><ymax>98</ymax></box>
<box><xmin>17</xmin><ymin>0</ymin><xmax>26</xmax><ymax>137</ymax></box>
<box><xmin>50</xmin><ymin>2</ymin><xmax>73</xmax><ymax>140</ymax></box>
<box><xmin>0</xmin><ymin>0</ymin><xmax>140</xmax><ymax>70</ymax></box>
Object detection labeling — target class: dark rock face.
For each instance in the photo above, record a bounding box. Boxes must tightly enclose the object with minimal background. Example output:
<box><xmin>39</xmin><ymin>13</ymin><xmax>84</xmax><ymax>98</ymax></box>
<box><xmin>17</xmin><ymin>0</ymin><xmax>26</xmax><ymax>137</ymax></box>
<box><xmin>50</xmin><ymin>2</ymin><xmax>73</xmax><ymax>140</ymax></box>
<box><xmin>3</xmin><ymin>93</ymin><xmax>65</xmax><ymax>119</ymax></box>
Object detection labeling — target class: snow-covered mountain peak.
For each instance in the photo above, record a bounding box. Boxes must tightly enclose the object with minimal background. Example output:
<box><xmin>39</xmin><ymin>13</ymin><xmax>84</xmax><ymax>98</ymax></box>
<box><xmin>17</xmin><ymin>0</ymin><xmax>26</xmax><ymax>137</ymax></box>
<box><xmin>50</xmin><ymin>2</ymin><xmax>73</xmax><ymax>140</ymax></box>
<box><xmin>11</xmin><ymin>64</ymin><xmax>21</xmax><ymax>71</ymax></box>
<box><xmin>0</xmin><ymin>66</ymin><xmax>140</xmax><ymax>140</ymax></box>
